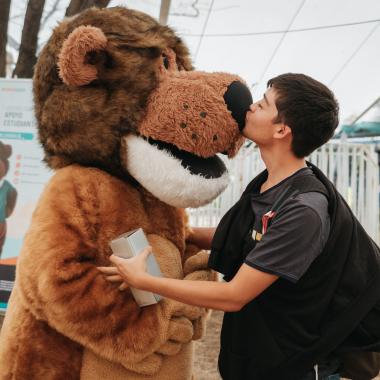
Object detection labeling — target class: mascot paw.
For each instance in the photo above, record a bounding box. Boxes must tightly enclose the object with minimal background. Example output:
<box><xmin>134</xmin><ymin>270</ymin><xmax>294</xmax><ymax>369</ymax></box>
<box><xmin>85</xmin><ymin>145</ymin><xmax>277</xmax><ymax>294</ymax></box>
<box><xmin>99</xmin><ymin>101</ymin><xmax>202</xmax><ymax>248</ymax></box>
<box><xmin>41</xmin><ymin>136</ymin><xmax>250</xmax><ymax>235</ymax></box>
<box><xmin>161</xmin><ymin>298</ymin><xmax>206</xmax><ymax>321</ymax></box>
<box><xmin>183</xmin><ymin>250</ymin><xmax>212</xmax><ymax>276</ymax></box>
<box><xmin>182</xmin><ymin>268</ymin><xmax>217</xmax><ymax>341</ymax></box>
<box><xmin>124</xmin><ymin>351</ymin><xmax>163</xmax><ymax>376</ymax></box>
<box><xmin>156</xmin><ymin>316</ymin><xmax>193</xmax><ymax>355</ymax></box>
<box><xmin>183</xmin><ymin>269</ymin><xmax>217</xmax><ymax>283</ymax></box>
<box><xmin>191</xmin><ymin>311</ymin><xmax>211</xmax><ymax>340</ymax></box>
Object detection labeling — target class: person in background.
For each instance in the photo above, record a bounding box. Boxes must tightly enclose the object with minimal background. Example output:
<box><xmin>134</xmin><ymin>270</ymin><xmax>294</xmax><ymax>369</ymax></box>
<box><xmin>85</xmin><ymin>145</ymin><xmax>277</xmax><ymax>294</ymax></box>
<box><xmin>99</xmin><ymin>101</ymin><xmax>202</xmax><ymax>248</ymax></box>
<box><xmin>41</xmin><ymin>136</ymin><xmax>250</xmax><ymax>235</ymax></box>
<box><xmin>0</xmin><ymin>141</ymin><xmax>17</xmax><ymax>257</ymax></box>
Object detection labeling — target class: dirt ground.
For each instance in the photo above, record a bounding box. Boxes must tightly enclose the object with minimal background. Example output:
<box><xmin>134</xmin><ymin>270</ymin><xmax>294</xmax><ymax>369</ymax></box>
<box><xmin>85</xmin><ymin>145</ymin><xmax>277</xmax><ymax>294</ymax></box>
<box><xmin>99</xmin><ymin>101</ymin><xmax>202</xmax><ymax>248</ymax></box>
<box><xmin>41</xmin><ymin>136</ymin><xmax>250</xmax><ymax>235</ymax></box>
<box><xmin>193</xmin><ymin>311</ymin><xmax>380</xmax><ymax>380</ymax></box>
<box><xmin>193</xmin><ymin>310</ymin><xmax>223</xmax><ymax>380</ymax></box>
<box><xmin>1</xmin><ymin>311</ymin><xmax>379</xmax><ymax>379</ymax></box>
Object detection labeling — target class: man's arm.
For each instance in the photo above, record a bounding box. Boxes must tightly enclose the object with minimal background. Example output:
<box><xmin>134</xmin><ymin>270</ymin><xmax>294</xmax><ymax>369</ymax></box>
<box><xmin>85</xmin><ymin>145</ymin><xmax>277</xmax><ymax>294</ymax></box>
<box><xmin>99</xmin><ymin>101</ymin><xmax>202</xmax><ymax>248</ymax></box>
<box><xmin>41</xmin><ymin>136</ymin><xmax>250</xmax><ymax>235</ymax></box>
<box><xmin>101</xmin><ymin>252</ymin><xmax>278</xmax><ymax>312</ymax></box>
<box><xmin>187</xmin><ymin>227</ymin><xmax>216</xmax><ymax>250</ymax></box>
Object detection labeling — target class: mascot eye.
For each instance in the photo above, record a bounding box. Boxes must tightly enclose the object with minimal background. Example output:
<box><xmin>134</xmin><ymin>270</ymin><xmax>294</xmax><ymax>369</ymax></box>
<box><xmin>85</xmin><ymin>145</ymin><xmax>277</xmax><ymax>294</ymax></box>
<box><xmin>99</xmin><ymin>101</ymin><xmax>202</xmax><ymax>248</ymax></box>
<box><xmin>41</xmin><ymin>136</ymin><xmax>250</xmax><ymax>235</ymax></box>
<box><xmin>162</xmin><ymin>54</ymin><xmax>170</xmax><ymax>70</ymax></box>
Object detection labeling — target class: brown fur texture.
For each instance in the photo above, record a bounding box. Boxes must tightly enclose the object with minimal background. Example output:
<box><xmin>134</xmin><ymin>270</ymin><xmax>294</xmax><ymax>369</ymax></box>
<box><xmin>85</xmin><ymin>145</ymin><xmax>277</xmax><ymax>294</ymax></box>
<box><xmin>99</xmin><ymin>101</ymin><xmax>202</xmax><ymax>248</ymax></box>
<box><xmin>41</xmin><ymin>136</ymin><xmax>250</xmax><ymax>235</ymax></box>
<box><xmin>0</xmin><ymin>6</ymin><xmax>249</xmax><ymax>379</ymax></box>
<box><xmin>33</xmin><ymin>6</ymin><xmax>244</xmax><ymax>176</ymax></box>
<box><xmin>33</xmin><ymin>7</ymin><xmax>195</xmax><ymax>177</ymax></box>
<box><xmin>139</xmin><ymin>71</ymin><xmax>245</xmax><ymax>158</ymax></box>
<box><xmin>0</xmin><ymin>167</ymin><xmax>213</xmax><ymax>379</ymax></box>
<box><xmin>58</xmin><ymin>25</ymin><xmax>108</xmax><ymax>86</ymax></box>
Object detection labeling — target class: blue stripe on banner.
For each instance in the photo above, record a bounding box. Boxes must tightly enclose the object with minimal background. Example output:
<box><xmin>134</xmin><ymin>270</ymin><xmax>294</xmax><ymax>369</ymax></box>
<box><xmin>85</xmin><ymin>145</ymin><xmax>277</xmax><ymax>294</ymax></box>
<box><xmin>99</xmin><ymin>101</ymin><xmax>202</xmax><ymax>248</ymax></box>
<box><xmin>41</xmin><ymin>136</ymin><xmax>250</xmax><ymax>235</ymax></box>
<box><xmin>0</xmin><ymin>302</ymin><xmax>8</xmax><ymax>310</ymax></box>
<box><xmin>0</xmin><ymin>132</ymin><xmax>34</xmax><ymax>140</ymax></box>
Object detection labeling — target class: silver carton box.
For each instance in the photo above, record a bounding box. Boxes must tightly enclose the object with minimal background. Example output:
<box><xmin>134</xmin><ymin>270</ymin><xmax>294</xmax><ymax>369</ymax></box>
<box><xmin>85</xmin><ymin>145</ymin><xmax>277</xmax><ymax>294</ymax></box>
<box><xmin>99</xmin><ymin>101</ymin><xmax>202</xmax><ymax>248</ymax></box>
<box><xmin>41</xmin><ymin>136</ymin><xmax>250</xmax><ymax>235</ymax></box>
<box><xmin>109</xmin><ymin>228</ymin><xmax>162</xmax><ymax>307</ymax></box>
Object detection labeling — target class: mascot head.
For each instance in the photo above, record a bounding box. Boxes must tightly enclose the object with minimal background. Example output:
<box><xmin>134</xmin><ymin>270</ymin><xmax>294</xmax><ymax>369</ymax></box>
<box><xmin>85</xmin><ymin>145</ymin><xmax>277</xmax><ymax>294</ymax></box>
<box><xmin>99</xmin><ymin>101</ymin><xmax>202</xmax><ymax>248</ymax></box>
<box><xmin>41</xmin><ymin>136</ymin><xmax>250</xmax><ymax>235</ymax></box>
<box><xmin>33</xmin><ymin>7</ymin><xmax>252</xmax><ymax>207</ymax></box>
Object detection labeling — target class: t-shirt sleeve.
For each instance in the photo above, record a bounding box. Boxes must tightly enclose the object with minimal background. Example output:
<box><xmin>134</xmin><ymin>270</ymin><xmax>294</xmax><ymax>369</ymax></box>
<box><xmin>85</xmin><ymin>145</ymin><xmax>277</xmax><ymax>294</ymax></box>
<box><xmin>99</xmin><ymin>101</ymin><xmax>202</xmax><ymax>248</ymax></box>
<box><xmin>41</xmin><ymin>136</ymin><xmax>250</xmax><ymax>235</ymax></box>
<box><xmin>245</xmin><ymin>195</ymin><xmax>329</xmax><ymax>283</ymax></box>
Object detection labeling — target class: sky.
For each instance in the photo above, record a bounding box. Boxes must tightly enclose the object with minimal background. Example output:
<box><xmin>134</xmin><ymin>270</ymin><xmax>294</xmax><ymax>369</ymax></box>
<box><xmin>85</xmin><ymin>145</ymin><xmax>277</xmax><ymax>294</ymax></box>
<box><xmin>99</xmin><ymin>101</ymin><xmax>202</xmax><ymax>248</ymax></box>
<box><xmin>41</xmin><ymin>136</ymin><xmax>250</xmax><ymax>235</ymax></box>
<box><xmin>7</xmin><ymin>0</ymin><xmax>380</xmax><ymax>124</ymax></box>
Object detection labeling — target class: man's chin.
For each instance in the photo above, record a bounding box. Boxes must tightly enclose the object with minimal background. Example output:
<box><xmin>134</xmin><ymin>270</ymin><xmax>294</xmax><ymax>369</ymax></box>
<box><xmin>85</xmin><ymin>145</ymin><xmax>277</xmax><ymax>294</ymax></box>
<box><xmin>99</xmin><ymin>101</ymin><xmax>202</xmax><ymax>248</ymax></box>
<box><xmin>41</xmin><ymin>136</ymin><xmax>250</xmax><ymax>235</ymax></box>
<box><xmin>241</xmin><ymin>126</ymin><xmax>253</xmax><ymax>140</ymax></box>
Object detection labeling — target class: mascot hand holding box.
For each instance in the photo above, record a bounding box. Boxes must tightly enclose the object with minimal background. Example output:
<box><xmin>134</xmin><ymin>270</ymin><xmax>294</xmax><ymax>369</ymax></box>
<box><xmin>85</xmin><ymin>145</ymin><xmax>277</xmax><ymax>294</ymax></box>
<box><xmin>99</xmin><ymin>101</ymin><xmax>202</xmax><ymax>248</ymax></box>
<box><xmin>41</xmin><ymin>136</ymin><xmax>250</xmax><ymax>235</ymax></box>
<box><xmin>0</xmin><ymin>7</ymin><xmax>252</xmax><ymax>380</ymax></box>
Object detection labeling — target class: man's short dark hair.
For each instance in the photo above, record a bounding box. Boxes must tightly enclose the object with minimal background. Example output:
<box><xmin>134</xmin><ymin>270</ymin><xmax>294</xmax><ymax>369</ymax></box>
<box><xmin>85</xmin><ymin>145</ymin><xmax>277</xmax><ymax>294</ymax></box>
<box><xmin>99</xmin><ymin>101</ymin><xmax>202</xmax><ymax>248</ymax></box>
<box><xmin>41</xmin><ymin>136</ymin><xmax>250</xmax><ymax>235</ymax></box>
<box><xmin>267</xmin><ymin>73</ymin><xmax>339</xmax><ymax>158</ymax></box>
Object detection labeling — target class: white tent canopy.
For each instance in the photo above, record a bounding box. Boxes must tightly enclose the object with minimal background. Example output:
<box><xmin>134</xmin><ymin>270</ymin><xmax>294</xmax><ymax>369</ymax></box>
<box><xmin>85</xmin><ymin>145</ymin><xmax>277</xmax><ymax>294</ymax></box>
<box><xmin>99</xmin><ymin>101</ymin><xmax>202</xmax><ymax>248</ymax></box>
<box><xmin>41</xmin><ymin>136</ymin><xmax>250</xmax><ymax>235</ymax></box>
<box><xmin>8</xmin><ymin>0</ymin><xmax>380</xmax><ymax>123</ymax></box>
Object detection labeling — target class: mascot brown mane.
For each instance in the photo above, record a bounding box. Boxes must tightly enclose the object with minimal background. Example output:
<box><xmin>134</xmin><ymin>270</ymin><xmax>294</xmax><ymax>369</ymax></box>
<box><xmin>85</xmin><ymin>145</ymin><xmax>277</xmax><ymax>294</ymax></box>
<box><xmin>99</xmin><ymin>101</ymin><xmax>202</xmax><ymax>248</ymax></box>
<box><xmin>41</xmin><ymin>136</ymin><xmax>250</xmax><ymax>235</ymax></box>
<box><xmin>0</xmin><ymin>6</ymin><xmax>252</xmax><ymax>380</ymax></box>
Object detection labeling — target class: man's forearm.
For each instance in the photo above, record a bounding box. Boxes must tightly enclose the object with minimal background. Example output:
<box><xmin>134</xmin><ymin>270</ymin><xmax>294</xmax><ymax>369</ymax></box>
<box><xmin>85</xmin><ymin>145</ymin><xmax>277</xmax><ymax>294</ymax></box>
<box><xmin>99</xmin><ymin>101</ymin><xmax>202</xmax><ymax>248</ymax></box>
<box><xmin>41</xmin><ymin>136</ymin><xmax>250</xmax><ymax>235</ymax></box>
<box><xmin>140</xmin><ymin>275</ymin><xmax>241</xmax><ymax>312</ymax></box>
<box><xmin>187</xmin><ymin>227</ymin><xmax>216</xmax><ymax>250</ymax></box>
<box><xmin>106</xmin><ymin>256</ymin><xmax>278</xmax><ymax>312</ymax></box>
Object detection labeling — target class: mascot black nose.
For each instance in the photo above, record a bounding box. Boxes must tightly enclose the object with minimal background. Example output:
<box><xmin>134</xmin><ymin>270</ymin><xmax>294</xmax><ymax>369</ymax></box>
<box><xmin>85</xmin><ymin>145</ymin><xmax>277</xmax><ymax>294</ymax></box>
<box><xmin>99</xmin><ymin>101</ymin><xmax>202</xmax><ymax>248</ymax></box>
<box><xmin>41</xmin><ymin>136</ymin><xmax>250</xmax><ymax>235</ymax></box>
<box><xmin>223</xmin><ymin>81</ymin><xmax>253</xmax><ymax>131</ymax></box>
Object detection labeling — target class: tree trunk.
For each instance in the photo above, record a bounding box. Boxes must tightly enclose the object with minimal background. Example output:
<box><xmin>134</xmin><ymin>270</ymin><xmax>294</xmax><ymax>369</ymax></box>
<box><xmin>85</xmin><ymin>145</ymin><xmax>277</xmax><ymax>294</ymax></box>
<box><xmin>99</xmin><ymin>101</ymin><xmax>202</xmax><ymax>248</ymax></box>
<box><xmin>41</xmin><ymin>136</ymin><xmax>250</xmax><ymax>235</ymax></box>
<box><xmin>159</xmin><ymin>0</ymin><xmax>171</xmax><ymax>25</ymax></box>
<box><xmin>65</xmin><ymin>0</ymin><xmax>110</xmax><ymax>17</ymax></box>
<box><xmin>0</xmin><ymin>0</ymin><xmax>12</xmax><ymax>77</ymax></box>
<box><xmin>12</xmin><ymin>0</ymin><xmax>46</xmax><ymax>78</ymax></box>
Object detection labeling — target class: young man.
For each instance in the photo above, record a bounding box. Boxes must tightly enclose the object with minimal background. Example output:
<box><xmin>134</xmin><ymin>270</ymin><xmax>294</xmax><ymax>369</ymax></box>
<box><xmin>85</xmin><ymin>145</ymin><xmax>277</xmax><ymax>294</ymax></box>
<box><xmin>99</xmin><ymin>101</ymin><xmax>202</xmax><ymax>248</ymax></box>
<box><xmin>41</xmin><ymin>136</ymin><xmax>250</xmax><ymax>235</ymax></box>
<box><xmin>99</xmin><ymin>74</ymin><xmax>380</xmax><ymax>380</ymax></box>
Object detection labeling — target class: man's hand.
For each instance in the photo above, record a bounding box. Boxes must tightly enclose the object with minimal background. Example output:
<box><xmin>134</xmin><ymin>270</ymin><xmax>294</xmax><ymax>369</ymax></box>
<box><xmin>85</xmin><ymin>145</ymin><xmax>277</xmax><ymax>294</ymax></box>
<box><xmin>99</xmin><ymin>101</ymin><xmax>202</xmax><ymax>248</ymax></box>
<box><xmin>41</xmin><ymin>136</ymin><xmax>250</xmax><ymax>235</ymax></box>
<box><xmin>98</xmin><ymin>246</ymin><xmax>153</xmax><ymax>289</ymax></box>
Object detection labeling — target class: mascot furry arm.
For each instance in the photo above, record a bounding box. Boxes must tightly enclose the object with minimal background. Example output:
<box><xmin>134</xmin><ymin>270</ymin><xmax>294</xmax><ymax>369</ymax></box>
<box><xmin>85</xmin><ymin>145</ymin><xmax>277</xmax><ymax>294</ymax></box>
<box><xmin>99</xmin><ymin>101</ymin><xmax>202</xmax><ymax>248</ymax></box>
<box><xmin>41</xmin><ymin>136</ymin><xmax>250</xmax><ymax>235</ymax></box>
<box><xmin>15</xmin><ymin>166</ymin><xmax>205</xmax><ymax>374</ymax></box>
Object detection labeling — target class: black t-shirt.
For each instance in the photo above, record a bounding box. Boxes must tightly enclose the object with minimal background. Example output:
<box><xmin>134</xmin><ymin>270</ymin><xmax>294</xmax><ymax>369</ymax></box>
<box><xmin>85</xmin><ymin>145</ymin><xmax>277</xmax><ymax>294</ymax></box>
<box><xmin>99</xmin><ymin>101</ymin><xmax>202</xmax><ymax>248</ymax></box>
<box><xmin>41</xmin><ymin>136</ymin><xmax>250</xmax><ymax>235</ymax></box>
<box><xmin>245</xmin><ymin>167</ymin><xmax>330</xmax><ymax>283</ymax></box>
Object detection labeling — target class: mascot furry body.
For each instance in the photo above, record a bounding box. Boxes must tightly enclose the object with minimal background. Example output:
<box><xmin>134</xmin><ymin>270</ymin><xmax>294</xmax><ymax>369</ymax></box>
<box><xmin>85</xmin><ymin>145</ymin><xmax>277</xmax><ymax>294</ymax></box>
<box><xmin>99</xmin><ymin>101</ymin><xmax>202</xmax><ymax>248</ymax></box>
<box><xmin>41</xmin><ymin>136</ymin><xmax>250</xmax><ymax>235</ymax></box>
<box><xmin>0</xmin><ymin>7</ymin><xmax>252</xmax><ymax>379</ymax></box>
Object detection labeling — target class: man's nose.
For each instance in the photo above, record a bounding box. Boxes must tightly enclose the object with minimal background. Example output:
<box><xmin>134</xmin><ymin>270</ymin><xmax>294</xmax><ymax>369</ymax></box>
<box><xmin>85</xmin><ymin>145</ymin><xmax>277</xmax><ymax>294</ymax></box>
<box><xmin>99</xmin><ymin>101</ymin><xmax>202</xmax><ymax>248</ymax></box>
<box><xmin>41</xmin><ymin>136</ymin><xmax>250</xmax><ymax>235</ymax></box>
<box><xmin>250</xmin><ymin>103</ymin><xmax>258</xmax><ymax>112</ymax></box>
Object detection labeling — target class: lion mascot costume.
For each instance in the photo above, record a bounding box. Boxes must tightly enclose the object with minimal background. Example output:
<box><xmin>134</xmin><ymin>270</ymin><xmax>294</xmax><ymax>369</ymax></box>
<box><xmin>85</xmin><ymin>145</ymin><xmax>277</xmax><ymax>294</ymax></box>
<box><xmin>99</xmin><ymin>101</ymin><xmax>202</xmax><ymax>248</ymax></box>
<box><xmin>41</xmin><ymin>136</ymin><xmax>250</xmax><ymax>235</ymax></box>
<box><xmin>0</xmin><ymin>6</ymin><xmax>252</xmax><ymax>380</ymax></box>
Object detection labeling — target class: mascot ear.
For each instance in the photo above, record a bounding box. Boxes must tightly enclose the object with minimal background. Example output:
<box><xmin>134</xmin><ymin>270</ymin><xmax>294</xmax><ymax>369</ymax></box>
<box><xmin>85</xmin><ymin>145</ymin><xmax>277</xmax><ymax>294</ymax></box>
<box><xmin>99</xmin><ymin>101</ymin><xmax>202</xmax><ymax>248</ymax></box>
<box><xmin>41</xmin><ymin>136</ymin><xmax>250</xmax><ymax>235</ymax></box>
<box><xmin>57</xmin><ymin>25</ymin><xmax>108</xmax><ymax>86</ymax></box>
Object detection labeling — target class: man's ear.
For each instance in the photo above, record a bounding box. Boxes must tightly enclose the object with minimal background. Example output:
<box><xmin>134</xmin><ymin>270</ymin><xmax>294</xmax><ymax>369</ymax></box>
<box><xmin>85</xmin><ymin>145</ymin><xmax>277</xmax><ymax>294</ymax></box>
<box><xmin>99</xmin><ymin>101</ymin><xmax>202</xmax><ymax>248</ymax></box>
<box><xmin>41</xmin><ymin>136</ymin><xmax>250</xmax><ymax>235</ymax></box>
<box><xmin>57</xmin><ymin>25</ymin><xmax>108</xmax><ymax>86</ymax></box>
<box><xmin>274</xmin><ymin>124</ymin><xmax>292</xmax><ymax>139</ymax></box>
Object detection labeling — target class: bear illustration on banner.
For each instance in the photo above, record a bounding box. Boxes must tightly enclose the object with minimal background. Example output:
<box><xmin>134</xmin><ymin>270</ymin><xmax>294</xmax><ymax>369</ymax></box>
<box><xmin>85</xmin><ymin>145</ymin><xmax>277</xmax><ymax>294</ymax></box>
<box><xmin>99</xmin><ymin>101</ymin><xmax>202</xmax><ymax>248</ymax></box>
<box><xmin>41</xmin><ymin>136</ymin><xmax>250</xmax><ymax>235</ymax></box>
<box><xmin>0</xmin><ymin>141</ymin><xmax>17</xmax><ymax>257</ymax></box>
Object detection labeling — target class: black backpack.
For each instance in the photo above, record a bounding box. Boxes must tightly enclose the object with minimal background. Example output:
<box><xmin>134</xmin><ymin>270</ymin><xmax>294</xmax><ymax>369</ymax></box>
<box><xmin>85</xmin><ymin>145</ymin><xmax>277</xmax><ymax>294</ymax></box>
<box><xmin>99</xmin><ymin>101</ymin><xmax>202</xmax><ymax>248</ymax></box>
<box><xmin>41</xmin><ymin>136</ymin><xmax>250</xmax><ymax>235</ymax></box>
<box><xmin>266</xmin><ymin>164</ymin><xmax>380</xmax><ymax>379</ymax></box>
<box><xmin>210</xmin><ymin>162</ymin><xmax>380</xmax><ymax>379</ymax></box>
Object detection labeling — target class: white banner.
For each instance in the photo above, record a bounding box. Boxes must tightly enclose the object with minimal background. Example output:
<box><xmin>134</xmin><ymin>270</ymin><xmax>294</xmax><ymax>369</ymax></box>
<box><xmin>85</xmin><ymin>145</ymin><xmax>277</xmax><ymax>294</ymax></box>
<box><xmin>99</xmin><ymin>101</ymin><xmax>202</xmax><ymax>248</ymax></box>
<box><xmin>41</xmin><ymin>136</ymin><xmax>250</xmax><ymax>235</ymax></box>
<box><xmin>0</xmin><ymin>79</ymin><xmax>52</xmax><ymax>310</ymax></box>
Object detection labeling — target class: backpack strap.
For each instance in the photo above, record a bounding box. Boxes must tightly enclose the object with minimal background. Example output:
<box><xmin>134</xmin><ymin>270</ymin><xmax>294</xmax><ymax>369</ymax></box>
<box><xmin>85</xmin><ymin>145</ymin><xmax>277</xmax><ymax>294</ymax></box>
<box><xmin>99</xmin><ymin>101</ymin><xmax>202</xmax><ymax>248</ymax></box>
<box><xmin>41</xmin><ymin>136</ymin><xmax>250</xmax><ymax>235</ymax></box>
<box><xmin>290</xmin><ymin>173</ymin><xmax>329</xmax><ymax>198</ymax></box>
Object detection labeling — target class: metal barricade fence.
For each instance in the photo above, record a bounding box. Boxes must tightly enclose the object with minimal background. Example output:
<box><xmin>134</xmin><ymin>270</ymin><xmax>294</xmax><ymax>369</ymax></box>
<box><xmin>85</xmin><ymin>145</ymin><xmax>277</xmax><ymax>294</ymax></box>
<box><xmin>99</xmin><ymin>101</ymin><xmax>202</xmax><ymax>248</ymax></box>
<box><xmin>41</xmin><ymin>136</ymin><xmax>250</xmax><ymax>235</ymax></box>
<box><xmin>188</xmin><ymin>141</ymin><xmax>380</xmax><ymax>244</ymax></box>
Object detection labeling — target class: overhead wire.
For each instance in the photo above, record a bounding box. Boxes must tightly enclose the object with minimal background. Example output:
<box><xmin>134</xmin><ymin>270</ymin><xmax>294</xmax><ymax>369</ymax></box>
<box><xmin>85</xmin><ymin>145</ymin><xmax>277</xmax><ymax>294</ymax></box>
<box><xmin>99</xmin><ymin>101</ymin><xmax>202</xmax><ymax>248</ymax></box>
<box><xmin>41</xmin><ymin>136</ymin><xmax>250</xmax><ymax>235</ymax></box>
<box><xmin>187</xmin><ymin>2</ymin><xmax>380</xmax><ymax>109</ymax></box>
<box><xmin>194</xmin><ymin>0</ymin><xmax>215</xmax><ymax>62</ymax></box>
<box><xmin>350</xmin><ymin>96</ymin><xmax>380</xmax><ymax>125</ymax></box>
<box><xmin>180</xmin><ymin>18</ymin><xmax>380</xmax><ymax>37</ymax></box>
<box><xmin>328</xmin><ymin>21</ymin><xmax>380</xmax><ymax>85</ymax></box>
<box><xmin>253</xmin><ymin>0</ymin><xmax>307</xmax><ymax>95</ymax></box>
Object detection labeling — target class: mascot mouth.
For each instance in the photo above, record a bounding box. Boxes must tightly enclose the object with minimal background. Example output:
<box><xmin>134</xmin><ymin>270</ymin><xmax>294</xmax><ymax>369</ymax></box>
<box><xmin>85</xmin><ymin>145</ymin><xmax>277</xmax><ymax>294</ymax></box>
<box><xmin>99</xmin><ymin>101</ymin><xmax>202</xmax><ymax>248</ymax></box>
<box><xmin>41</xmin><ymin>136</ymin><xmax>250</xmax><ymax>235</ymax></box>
<box><xmin>123</xmin><ymin>135</ymin><xmax>230</xmax><ymax>208</ymax></box>
<box><xmin>144</xmin><ymin>137</ymin><xmax>226</xmax><ymax>179</ymax></box>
